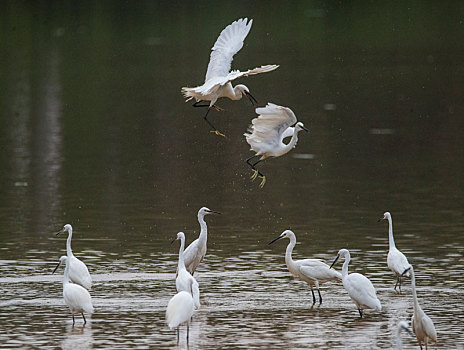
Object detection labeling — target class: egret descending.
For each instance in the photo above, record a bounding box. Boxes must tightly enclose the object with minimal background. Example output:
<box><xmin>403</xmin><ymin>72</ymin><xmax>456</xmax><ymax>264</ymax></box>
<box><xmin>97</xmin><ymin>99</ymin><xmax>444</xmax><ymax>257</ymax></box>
<box><xmin>172</xmin><ymin>232</ymin><xmax>200</xmax><ymax>309</ymax></box>
<box><xmin>166</xmin><ymin>290</ymin><xmax>195</xmax><ymax>344</ymax></box>
<box><xmin>396</xmin><ymin>320</ymin><xmax>414</xmax><ymax>350</ymax></box>
<box><xmin>181</xmin><ymin>18</ymin><xmax>279</xmax><ymax>137</ymax></box>
<box><xmin>402</xmin><ymin>265</ymin><xmax>437</xmax><ymax>349</ymax></box>
<box><xmin>53</xmin><ymin>256</ymin><xmax>94</xmax><ymax>325</ymax></box>
<box><xmin>269</xmin><ymin>230</ymin><xmax>341</xmax><ymax>304</ymax></box>
<box><xmin>330</xmin><ymin>249</ymin><xmax>381</xmax><ymax>317</ymax></box>
<box><xmin>55</xmin><ymin>224</ymin><xmax>92</xmax><ymax>290</ymax></box>
<box><xmin>379</xmin><ymin>212</ymin><xmax>410</xmax><ymax>292</ymax></box>
<box><xmin>244</xmin><ymin>103</ymin><xmax>308</xmax><ymax>188</ymax></box>
<box><xmin>183</xmin><ymin>207</ymin><xmax>220</xmax><ymax>275</ymax></box>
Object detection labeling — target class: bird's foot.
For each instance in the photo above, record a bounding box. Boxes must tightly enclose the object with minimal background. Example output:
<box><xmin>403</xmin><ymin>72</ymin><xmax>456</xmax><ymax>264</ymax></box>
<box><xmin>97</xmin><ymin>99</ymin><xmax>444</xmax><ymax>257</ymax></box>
<box><xmin>212</xmin><ymin>105</ymin><xmax>224</xmax><ymax>112</ymax></box>
<box><xmin>210</xmin><ymin>129</ymin><xmax>226</xmax><ymax>137</ymax></box>
<box><xmin>250</xmin><ymin>169</ymin><xmax>259</xmax><ymax>181</ymax></box>
<box><xmin>259</xmin><ymin>175</ymin><xmax>266</xmax><ymax>188</ymax></box>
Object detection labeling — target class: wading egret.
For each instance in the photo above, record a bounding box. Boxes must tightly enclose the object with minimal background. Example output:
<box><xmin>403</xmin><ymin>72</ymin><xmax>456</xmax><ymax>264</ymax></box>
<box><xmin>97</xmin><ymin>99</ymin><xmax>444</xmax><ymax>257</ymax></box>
<box><xmin>181</xmin><ymin>18</ymin><xmax>279</xmax><ymax>136</ymax></box>
<box><xmin>330</xmin><ymin>249</ymin><xmax>381</xmax><ymax>317</ymax></box>
<box><xmin>269</xmin><ymin>230</ymin><xmax>341</xmax><ymax>304</ymax></box>
<box><xmin>379</xmin><ymin>212</ymin><xmax>410</xmax><ymax>292</ymax></box>
<box><xmin>183</xmin><ymin>207</ymin><xmax>220</xmax><ymax>275</ymax></box>
<box><xmin>166</xmin><ymin>290</ymin><xmax>195</xmax><ymax>343</ymax></box>
<box><xmin>402</xmin><ymin>266</ymin><xmax>437</xmax><ymax>349</ymax></box>
<box><xmin>244</xmin><ymin>103</ymin><xmax>308</xmax><ymax>188</ymax></box>
<box><xmin>173</xmin><ymin>232</ymin><xmax>200</xmax><ymax>309</ymax></box>
<box><xmin>53</xmin><ymin>256</ymin><xmax>94</xmax><ymax>325</ymax></box>
<box><xmin>55</xmin><ymin>224</ymin><xmax>92</xmax><ymax>290</ymax></box>
<box><xmin>396</xmin><ymin>320</ymin><xmax>414</xmax><ymax>350</ymax></box>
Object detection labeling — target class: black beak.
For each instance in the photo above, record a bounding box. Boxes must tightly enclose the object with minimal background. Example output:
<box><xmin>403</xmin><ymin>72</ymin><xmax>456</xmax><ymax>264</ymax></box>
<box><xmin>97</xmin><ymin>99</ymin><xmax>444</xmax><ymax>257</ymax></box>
<box><xmin>55</xmin><ymin>229</ymin><xmax>64</xmax><ymax>236</ymax></box>
<box><xmin>329</xmin><ymin>254</ymin><xmax>340</xmax><ymax>269</ymax></box>
<box><xmin>404</xmin><ymin>327</ymin><xmax>413</xmax><ymax>337</ymax></box>
<box><xmin>377</xmin><ymin>217</ymin><xmax>385</xmax><ymax>222</ymax></box>
<box><xmin>301</xmin><ymin>125</ymin><xmax>309</xmax><ymax>132</ymax></box>
<box><xmin>401</xmin><ymin>266</ymin><xmax>411</xmax><ymax>276</ymax></box>
<box><xmin>269</xmin><ymin>235</ymin><xmax>284</xmax><ymax>245</ymax></box>
<box><xmin>170</xmin><ymin>238</ymin><xmax>178</xmax><ymax>245</ymax></box>
<box><xmin>244</xmin><ymin>91</ymin><xmax>258</xmax><ymax>106</ymax></box>
<box><xmin>207</xmin><ymin>210</ymin><xmax>221</xmax><ymax>215</ymax></box>
<box><xmin>52</xmin><ymin>260</ymin><xmax>62</xmax><ymax>274</ymax></box>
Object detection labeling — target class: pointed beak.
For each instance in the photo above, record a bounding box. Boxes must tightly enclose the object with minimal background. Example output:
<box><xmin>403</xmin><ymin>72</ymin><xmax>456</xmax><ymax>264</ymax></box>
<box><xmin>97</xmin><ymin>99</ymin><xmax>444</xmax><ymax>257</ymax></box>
<box><xmin>269</xmin><ymin>235</ymin><xmax>284</xmax><ymax>245</ymax></box>
<box><xmin>301</xmin><ymin>125</ymin><xmax>309</xmax><ymax>132</ymax></box>
<box><xmin>329</xmin><ymin>254</ymin><xmax>340</xmax><ymax>269</ymax></box>
<box><xmin>377</xmin><ymin>217</ymin><xmax>385</xmax><ymax>222</ymax></box>
<box><xmin>52</xmin><ymin>260</ymin><xmax>62</xmax><ymax>274</ymax></box>
<box><xmin>404</xmin><ymin>327</ymin><xmax>414</xmax><ymax>337</ymax></box>
<box><xmin>207</xmin><ymin>210</ymin><xmax>221</xmax><ymax>215</ymax></box>
<box><xmin>244</xmin><ymin>91</ymin><xmax>258</xmax><ymax>106</ymax></box>
<box><xmin>170</xmin><ymin>237</ymin><xmax>178</xmax><ymax>245</ymax></box>
<box><xmin>401</xmin><ymin>266</ymin><xmax>411</xmax><ymax>276</ymax></box>
<box><xmin>55</xmin><ymin>228</ymin><xmax>64</xmax><ymax>236</ymax></box>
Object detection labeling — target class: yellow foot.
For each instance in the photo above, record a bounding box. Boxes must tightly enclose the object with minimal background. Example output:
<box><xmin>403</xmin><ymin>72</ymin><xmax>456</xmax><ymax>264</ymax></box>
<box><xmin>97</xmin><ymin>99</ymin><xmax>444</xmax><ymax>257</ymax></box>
<box><xmin>213</xmin><ymin>105</ymin><xmax>224</xmax><ymax>112</ymax></box>
<box><xmin>250</xmin><ymin>169</ymin><xmax>259</xmax><ymax>181</ymax></box>
<box><xmin>209</xmin><ymin>130</ymin><xmax>226</xmax><ymax>137</ymax></box>
<box><xmin>259</xmin><ymin>175</ymin><xmax>266</xmax><ymax>188</ymax></box>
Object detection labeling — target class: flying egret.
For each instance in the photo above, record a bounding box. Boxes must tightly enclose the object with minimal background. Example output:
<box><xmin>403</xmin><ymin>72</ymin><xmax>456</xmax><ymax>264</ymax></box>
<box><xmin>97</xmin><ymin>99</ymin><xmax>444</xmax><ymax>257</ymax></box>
<box><xmin>330</xmin><ymin>249</ymin><xmax>381</xmax><ymax>317</ymax></box>
<box><xmin>181</xmin><ymin>18</ymin><xmax>279</xmax><ymax>137</ymax></box>
<box><xmin>172</xmin><ymin>232</ymin><xmax>200</xmax><ymax>309</ymax></box>
<box><xmin>378</xmin><ymin>212</ymin><xmax>410</xmax><ymax>292</ymax></box>
<box><xmin>402</xmin><ymin>266</ymin><xmax>437</xmax><ymax>349</ymax></box>
<box><xmin>269</xmin><ymin>230</ymin><xmax>341</xmax><ymax>304</ymax></box>
<box><xmin>55</xmin><ymin>224</ymin><xmax>92</xmax><ymax>290</ymax></box>
<box><xmin>396</xmin><ymin>320</ymin><xmax>414</xmax><ymax>350</ymax></box>
<box><xmin>244</xmin><ymin>103</ymin><xmax>308</xmax><ymax>188</ymax></box>
<box><xmin>166</xmin><ymin>290</ymin><xmax>195</xmax><ymax>343</ymax></box>
<box><xmin>53</xmin><ymin>255</ymin><xmax>94</xmax><ymax>325</ymax></box>
<box><xmin>183</xmin><ymin>207</ymin><xmax>220</xmax><ymax>275</ymax></box>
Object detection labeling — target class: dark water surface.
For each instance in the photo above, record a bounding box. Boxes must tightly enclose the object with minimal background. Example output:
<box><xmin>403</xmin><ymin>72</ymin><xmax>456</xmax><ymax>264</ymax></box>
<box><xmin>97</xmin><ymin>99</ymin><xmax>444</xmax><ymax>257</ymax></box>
<box><xmin>1</xmin><ymin>1</ymin><xmax>463</xmax><ymax>349</ymax></box>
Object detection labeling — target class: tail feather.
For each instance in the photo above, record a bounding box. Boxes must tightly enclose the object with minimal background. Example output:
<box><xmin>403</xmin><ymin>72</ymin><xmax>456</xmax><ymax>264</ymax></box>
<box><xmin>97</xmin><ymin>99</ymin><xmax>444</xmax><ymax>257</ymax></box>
<box><xmin>181</xmin><ymin>87</ymin><xmax>195</xmax><ymax>102</ymax></box>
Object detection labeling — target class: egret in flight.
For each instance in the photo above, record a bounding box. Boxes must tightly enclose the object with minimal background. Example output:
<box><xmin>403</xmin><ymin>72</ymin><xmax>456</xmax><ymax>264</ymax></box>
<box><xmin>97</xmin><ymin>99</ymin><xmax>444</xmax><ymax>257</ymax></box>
<box><xmin>182</xmin><ymin>18</ymin><xmax>279</xmax><ymax>136</ymax></box>
<box><xmin>396</xmin><ymin>320</ymin><xmax>414</xmax><ymax>350</ymax></box>
<box><xmin>54</xmin><ymin>255</ymin><xmax>94</xmax><ymax>325</ymax></box>
<box><xmin>378</xmin><ymin>212</ymin><xmax>410</xmax><ymax>292</ymax></box>
<box><xmin>244</xmin><ymin>103</ymin><xmax>308</xmax><ymax>188</ymax></box>
<box><xmin>172</xmin><ymin>232</ymin><xmax>200</xmax><ymax>309</ymax></box>
<box><xmin>402</xmin><ymin>265</ymin><xmax>437</xmax><ymax>349</ymax></box>
<box><xmin>166</xmin><ymin>290</ymin><xmax>195</xmax><ymax>344</ymax></box>
<box><xmin>55</xmin><ymin>224</ymin><xmax>92</xmax><ymax>290</ymax></box>
<box><xmin>269</xmin><ymin>230</ymin><xmax>341</xmax><ymax>304</ymax></box>
<box><xmin>183</xmin><ymin>207</ymin><xmax>220</xmax><ymax>275</ymax></box>
<box><xmin>330</xmin><ymin>249</ymin><xmax>381</xmax><ymax>317</ymax></box>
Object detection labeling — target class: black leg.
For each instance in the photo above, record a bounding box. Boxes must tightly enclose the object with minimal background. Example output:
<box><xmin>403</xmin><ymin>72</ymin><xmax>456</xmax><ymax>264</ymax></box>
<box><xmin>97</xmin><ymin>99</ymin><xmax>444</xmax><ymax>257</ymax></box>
<box><xmin>317</xmin><ymin>289</ymin><xmax>323</xmax><ymax>304</ymax></box>
<box><xmin>72</xmin><ymin>314</ymin><xmax>75</xmax><ymax>326</ymax></box>
<box><xmin>186</xmin><ymin>323</ymin><xmax>189</xmax><ymax>342</ymax></box>
<box><xmin>358</xmin><ymin>308</ymin><xmax>363</xmax><ymax>318</ymax></box>
<box><xmin>176</xmin><ymin>326</ymin><xmax>179</xmax><ymax>344</ymax></box>
<box><xmin>82</xmin><ymin>313</ymin><xmax>86</xmax><ymax>324</ymax></box>
<box><xmin>245</xmin><ymin>156</ymin><xmax>264</xmax><ymax>177</ymax></box>
<box><xmin>310</xmin><ymin>288</ymin><xmax>316</xmax><ymax>304</ymax></box>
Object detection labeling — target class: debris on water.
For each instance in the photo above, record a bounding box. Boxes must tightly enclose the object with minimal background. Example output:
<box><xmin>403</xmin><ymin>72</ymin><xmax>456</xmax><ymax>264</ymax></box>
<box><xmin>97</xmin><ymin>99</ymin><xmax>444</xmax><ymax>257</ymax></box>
<box><xmin>292</xmin><ymin>153</ymin><xmax>315</xmax><ymax>159</ymax></box>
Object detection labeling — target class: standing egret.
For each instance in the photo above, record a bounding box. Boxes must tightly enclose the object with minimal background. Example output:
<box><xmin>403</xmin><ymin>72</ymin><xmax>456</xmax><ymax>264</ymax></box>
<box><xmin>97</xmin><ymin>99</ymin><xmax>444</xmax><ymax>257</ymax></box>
<box><xmin>53</xmin><ymin>256</ymin><xmax>94</xmax><ymax>325</ymax></box>
<box><xmin>402</xmin><ymin>266</ymin><xmax>437</xmax><ymax>349</ymax></box>
<box><xmin>166</xmin><ymin>290</ymin><xmax>195</xmax><ymax>343</ymax></box>
<box><xmin>269</xmin><ymin>230</ymin><xmax>341</xmax><ymax>304</ymax></box>
<box><xmin>396</xmin><ymin>320</ymin><xmax>414</xmax><ymax>350</ymax></box>
<box><xmin>172</xmin><ymin>232</ymin><xmax>200</xmax><ymax>309</ymax></box>
<box><xmin>379</xmin><ymin>212</ymin><xmax>410</xmax><ymax>292</ymax></box>
<box><xmin>181</xmin><ymin>18</ymin><xmax>279</xmax><ymax>137</ymax></box>
<box><xmin>183</xmin><ymin>207</ymin><xmax>220</xmax><ymax>275</ymax></box>
<box><xmin>55</xmin><ymin>224</ymin><xmax>92</xmax><ymax>290</ymax></box>
<box><xmin>330</xmin><ymin>249</ymin><xmax>381</xmax><ymax>317</ymax></box>
<box><xmin>244</xmin><ymin>103</ymin><xmax>308</xmax><ymax>188</ymax></box>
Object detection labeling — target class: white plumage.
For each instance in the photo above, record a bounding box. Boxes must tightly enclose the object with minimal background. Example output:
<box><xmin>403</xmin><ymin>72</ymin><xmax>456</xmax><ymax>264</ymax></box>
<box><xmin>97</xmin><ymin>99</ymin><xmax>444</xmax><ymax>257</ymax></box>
<box><xmin>166</xmin><ymin>291</ymin><xmax>195</xmax><ymax>343</ymax></box>
<box><xmin>182</xmin><ymin>18</ymin><xmax>279</xmax><ymax>136</ymax></box>
<box><xmin>330</xmin><ymin>249</ymin><xmax>381</xmax><ymax>317</ymax></box>
<box><xmin>56</xmin><ymin>224</ymin><xmax>92</xmax><ymax>290</ymax></box>
<box><xmin>403</xmin><ymin>265</ymin><xmax>437</xmax><ymax>349</ymax></box>
<box><xmin>269</xmin><ymin>230</ymin><xmax>341</xmax><ymax>304</ymax></box>
<box><xmin>396</xmin><ymin>320</ymin><xmax>413</xmax><ymax>350</ymax></box>
<box><xmin>182</xmin><ymin>207</ymin><xmax>220</xmax><ymax>275</ymax></box>
<box><xmin>244</xmin><ymin>103</ymin><xmax>308</xmax><ymax>187</ymax></box>
<box><xmin>55</xmin><ymin>255</ymin><xmax>94</xmax><ymax>325</ymax></box>
<box><xmin>379</xmin><ymin>212</ymin><xmax>410</xmax><ymax>292</ymax></box>
<box><xmin>174</xmin><ymin>232</ymin><xmax>200</xmax><ymax>309</ymax></box>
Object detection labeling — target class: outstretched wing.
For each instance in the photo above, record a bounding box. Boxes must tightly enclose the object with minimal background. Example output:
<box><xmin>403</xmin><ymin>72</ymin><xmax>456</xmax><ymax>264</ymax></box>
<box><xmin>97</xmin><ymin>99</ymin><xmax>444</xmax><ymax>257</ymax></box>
<box><xmin>245</xmin><ymin>103</ymin><xmax>297</xmax><ymax>147</ymax></box>
<box><xmin>205</xmin><ymin>18</ymin><xmax>253</xmax><ymax>82</ymax></box>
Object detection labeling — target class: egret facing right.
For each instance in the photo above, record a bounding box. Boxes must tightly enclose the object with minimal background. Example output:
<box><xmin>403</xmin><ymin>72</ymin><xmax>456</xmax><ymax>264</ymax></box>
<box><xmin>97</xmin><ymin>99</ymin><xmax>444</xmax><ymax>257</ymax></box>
<box><xmin>244</xmin><ymin>103</ymin><xmax>308</xmax><ymax>188</ymax></box>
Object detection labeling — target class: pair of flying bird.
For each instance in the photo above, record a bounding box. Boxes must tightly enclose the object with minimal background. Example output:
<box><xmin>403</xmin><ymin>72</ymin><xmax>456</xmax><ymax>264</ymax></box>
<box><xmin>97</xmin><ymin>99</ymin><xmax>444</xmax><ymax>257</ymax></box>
<box><xmin>182</xmin><ymin>18</ymin><xmax>308</xmax><ymax>188</ymax></box>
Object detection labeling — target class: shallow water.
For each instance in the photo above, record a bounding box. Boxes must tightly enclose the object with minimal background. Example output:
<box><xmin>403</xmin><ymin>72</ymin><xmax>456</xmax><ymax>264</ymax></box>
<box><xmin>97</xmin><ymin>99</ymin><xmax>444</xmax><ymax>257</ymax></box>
<box><xmin>1</xmin><ymin>1</ymin><xmax>464</xmax><ymax>349</ymax></box>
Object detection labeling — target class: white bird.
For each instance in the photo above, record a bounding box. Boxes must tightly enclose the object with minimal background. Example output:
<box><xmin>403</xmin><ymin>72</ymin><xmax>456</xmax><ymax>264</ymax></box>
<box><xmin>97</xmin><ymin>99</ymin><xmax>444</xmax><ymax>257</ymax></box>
<box><xmin>396</xmin><ymin>320</ymin><xmax>414</xmax><ymax>350</ymax></box>
<box><xmin>55</xmin><ymin>224</ymin><xmax>92</xmax><ymax>290</ymax></box>
<box><xmin>182</xmin><ymin>207</ymin><xmax>220</xmax><ymax>275</ymax></box>
<box><xmin>379</xmin><ymin>212</ymin><xmax>410</xmax><ymax>292</ymax></box>
<box><xmin>402</xmin><ymin>265</ymin><xmax>437</xmax><ymax>349</ymax></box>
<box><xmin>53</xmin><ymin>255</ymin><xmax>94</xmax><ymax>325</ymax></box>
<box><xmin>166</xmin><ymin>290</ymin><xmax>195</xmax><ymax>343</ymax></box>
<box><xmin>181</xmin><ymin>18</ymin><xmax>279</xmax><ymax>137</ymax></box>
<box><xmin>173</xmin><ymin>232</ymin><xmax>200</xmax><ymax>309</ymax></box>
<box><xmin>330</xmin><ymin>248</ymin><xmax>381</xmax><ymax>317</ymax></box>
<box><xmin>269</xmin><ymin>230</ymin><xmax>341</xmax><ymax>304</ymax></box>
<box><xmin>244</xmin><ymin>102</ymin><xmax>308</xmax><ymax>188</ymax></box>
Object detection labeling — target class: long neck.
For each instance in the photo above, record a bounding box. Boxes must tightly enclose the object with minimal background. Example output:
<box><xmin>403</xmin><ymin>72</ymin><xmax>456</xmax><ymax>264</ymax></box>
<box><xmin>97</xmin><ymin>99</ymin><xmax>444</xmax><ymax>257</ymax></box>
<box><xmin>341</xmin><ymin>253</ymin><xmax>351</xmax><ymax>280</ymax></box>
<box><xmin>285</xmin><ymin>236</ymin><xmax>296</xmax><ymax>268</ymax></box>
<box><xmin>282</xmin><ymin>130</ymin><xmax>300</xmax><ymax>154</ymax></box>
<box><xmin>178</xmin><ymin>237</ymin><xmax>186</xmax><ymax>271</ymax></box>
<box><xmin>396</xmin><ymin>329</ymin><xmax>403</xmax><ymax>350</ymax></box>
<box><xmin>63</xmin><ymin>261</ymin><xmax>70</xmax><ymax>287</ymax></box>
<box><xmin>410</xmin><ymin>268</ymin><xmax>420</xmax><ymax>310</ymax></box>
<box><xmin>231</xmin><ymin>85</ymin><xmax>243</xmax><ymax>100</ymax></box>
<box><xmin>198</xmin><ymin>213</ymin><xmax>208</xmax><ymax>244</ymax></box>
<box><xmin>387</xmin><ymin>215</ymin><xmax>396</xmax><ymax>248</ymax></box>
<box><xmin>66</xmin><ymin>229</ymin><xmax>73</xmax><ymax>257</ymax></box>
